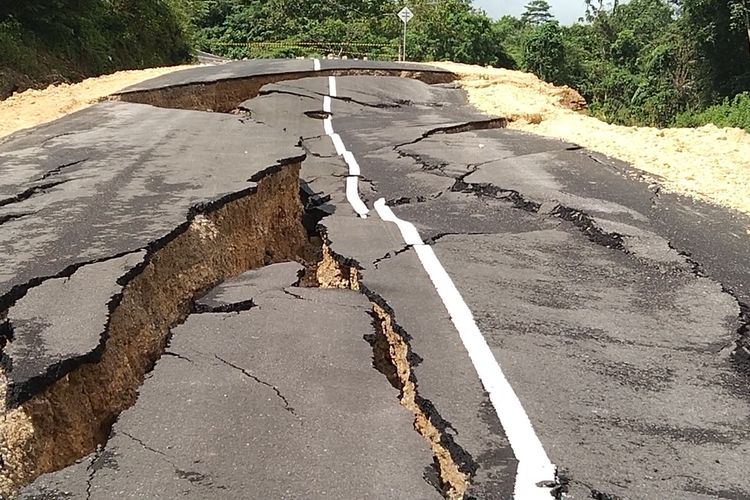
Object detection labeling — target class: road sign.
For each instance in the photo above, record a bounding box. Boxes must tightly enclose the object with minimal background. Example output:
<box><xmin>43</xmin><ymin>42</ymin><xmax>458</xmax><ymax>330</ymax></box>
<box><xmin>398</xmin><ymin>7</ymin><xmax>414</xmax><ymax>23</ymax></box>
<box><xmin>398</xmin><ymin>7</ymin><xmax>414</xmax><ymax>62</ymax></box>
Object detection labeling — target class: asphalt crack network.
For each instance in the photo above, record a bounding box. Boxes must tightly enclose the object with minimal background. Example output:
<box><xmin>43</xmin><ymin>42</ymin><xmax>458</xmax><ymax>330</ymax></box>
<box><xmin>0</xmin><ymin>161</ymin><xmax>308</xmax><ymax>496</ymax></box>
<box><xmin>193</xmin><ymin>298</ymin><xmax>256</xmax><ymax>314</ymax></box>
<box><xmin>372</xmin><ymin>245</ymin><xmax>412</xmax><ymax>269</ymax></box>
<box><xmin>122</xmin><ymin>432</ymin><xmax>171</xmax><ymax>459</ymax></box>
<box><xmin>399</xmin><ymin>125</ymin><xmax>750</xmax><ymax>385</ymax></box>
<box><xmin>163</xmin><ymin>351</ymin><xmax>194</xmax><ymax>363</ymax></box>
<box><xmin>665</xmin><ymin>244</ymin><xmax>750</xmax><ymax>367</ymax></box>
<box><xmin>314</xmin><ymin>240</ymin><xmax>476</xmax><ymax>499</ymax></box>
<box><xmin>297</xmin><ymin>138</ymin><xmax>338</xmax><ymax>159</ymax></box>
<box><xmin>0</xmin><ymin>247</ymin><xmax>145</xmax><ymax>326</ymax></box>
<box><xmin>372</xmin><ymin>232</ymin><xmax>494</xmax><ymax>269</ymax></box>
<box><xmin>213</xmin><ymin>355</ymin><xmax>301</xmax><ymax>420</ymax></box>
<box><xmin>84</xmin><ymin>448</ymin><xmax>100</xmax><ymax>500</ymax></box>
<box><xmin>260</xmin><ymin>88</ymin><xmax>402</xmax><ymax>110</ymax></box>
<box><xmin>282</xmin><ymin>288</ymin><xmax>306</xmax><ymax>300</ymax></box>
<box><xmin>0</xmin><ymin>212</ymin><xmax>34</xmax><ymax>226</ymax></box>
<box><xmin>392</xmin><ymin>117</ymin><xmax>509</xmax><ymax>149</ymax></box>
<box><xmin>38</xmin><ymin>158</ymin><xmax>88</xmax><ymax>181</ymax></box>
<box><xmin>449</xmin><ymin>177</ymin><xmax>626</xmax><ymax>251</ymax></box>
<box><xmin>0</xmin><ymin>179</ymin><xmax>70</xmax><ymax>208</ymax></box>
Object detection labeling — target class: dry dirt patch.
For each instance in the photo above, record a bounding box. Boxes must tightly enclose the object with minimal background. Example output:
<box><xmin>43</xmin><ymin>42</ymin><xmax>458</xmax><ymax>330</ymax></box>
<box><xmin>435</xmin><ymin>61</ymin><xmax>750</xmax><ymax>219</ymax></box>
<box><xmin>0</xmin><ymin>65</ymin><xmax>193</xmax><ymax>139</ymax></box>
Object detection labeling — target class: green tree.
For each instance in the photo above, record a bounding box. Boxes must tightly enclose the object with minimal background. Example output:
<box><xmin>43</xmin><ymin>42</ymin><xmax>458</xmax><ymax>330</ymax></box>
<box><xmin>521</xmin><ymin>0</ymin><xmax>555</xmax><ymax>25</ymax></box>
<box><xmin>678</xmin><ymin>0</ymin><xmax>750</xmax><ymax>102</ymax></box>
<box><xmin>407</xmin><ymin>0</ymin><xmax>512</xmax><ymax>65</ymax></box>
<box><xmin>522</xmin><ymin>22</ymin><xmax>566</xmax><ymax>82</ymax></box>
<box><xmin>492</xmin><ymin>15</ymin><xmax>528</xmax><ymax>67</ymax></box>
<box><xmin>1</xmin><ymin>0</ymin><xmax>191</xmax><ymax>97</ymax></box>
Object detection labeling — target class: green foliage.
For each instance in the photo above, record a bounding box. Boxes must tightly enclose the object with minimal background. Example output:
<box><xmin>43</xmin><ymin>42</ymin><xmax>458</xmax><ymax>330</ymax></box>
<box><xmin>501</xmin><ymin>0</ymin><xmax>750</xmax><ymax>129</ymax></box>
<box><xmin>0</xmin><ymin>0</ymin><xmax>191</xmax><ymax>96</ymax></box>
<box><xmin>674</xmin><ymin>93</ymin><xmax>750</xmax><ymax>131</ymax></box>
<box><xmin>187</xmin><ymin>0</ymin><xmax>512</xmax><ymax>65</ymax></box>
<box><xmin>678</xmin><ymin>0</ymin><xmax>750</xmax><ymax>102</ymax></box>
<box><xmin>522</xmin><ymin>22</ymin><xmax>566</xmax><ymax>82</ymax></box>
<box><xmin>492</xmin><ymin>16</ymin><xmax>526</xmax><ymax>68</ymax></box>
<box><xmin>521</xmin><ymin>0</ymin><xmax>555</xmax><ymax>26</ymax></box>
<box><xmin>5</xmin><ymin>0</ymin><xmax>748</xmax><ymax>137</ymax></box>
<box><xmin>0</xmin><ymin>19</ymin><xmax>39</xmax><ymax>70</ymax></box>
<box><xmin>407</xmin><ymin>0</ymin><xmax>512</xmax><ymax>66</ymax></box>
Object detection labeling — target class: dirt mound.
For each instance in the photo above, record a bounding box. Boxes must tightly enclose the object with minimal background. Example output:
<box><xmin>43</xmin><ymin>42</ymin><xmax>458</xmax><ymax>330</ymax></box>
<box><xmin>0</xmin><ymin>65</ymin><xmax>193</xmax><ymax>140</ymax></box>
<box><xmin>435</xmin><ymin>61</ymin><xmax>750</xmax><ymax>219</ymax></box>
<box><xmin>435</xmin><ymin>62</ymin><xmax>586</xmax><ymax>121</ymax></box>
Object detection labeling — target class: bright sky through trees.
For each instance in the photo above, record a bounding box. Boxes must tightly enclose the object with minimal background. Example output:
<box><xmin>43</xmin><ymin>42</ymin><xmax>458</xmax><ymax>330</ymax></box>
<box><xmin>473</xmin><ymin>0</ymin><xmax>586</xmax><ymax>24</ymax></box>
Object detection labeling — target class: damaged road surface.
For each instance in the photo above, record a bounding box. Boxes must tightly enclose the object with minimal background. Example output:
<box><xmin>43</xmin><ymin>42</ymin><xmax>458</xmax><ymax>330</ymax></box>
<box><xmin>2</xmin><ymin>59</ymin><xmax>750</xmax><ymax>499</ymax></box>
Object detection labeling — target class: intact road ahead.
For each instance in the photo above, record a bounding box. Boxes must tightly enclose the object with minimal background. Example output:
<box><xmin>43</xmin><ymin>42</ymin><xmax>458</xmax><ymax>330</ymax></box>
<box><xmin>1</xmin><ymin>59</ymin><xmax>749</xmax><ymax>500</ymax></box>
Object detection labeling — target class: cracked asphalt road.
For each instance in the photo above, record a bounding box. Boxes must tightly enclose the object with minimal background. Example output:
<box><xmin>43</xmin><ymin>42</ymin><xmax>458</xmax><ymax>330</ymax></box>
<box><xmin>2</xmin><ymin>60</ymin><xmax>750</xmax><ymax>499</ymax></box>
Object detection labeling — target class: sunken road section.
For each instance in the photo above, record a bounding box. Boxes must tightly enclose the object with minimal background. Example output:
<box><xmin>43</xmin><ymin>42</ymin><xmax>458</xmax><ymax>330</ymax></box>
<box><xmin>0</xmin><ymin>162</ymin><xmax>309</xmax><ymax>496</ymax></box>
<box><xmin>111</xmin><ymin>66</ymin><xmax>455</xmax><ymax>113</ymax></box>
<box><xmin>0</xmin><ymin>62</ymin><xmax>474</xmax><ymax>498</ymax></box>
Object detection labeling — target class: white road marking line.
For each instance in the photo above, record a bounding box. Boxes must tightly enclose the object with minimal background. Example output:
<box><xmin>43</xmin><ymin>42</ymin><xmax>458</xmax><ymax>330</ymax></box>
<box><xmin>330</xmin><ymin>133</ymin><xmax>346</xmax><ymax>156</ymax></box>
<box><xmin>373</xmin><ymin>199</ymin><xmax>555</xmax><ymax>499</ymax></box>
<box><xmin>321</xmin><ymin>74</ymin><xmax>555</xmax><ymax>495</ymax></box>
<box><xmin>313</xmin><ymin>58</ymin><xmax>321</xmax><ymax>71</ymax></box>
<box><xmin>346</xmin><ymin>177</ymin><xmax>369</xmax><ymax>218</ymax></box>
<box><xmin>342</xmin><ymin>151</ymin><xmax>361</xmax><ymax>176</ymax></box>
<box><xmin>321</xmin><ymin>76</ymin><xmax>368</xmax><ymax>218</ymax></box>
<box><xmin>328</xmin><ymin>76</ymin><xmax>337</xmax><ymax>97</ymax></box>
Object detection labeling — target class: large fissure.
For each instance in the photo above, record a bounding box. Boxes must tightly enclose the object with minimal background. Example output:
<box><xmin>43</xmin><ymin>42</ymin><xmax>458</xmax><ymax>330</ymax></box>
<box><xmin>310</xmin><ymin>240</ymin><xmax>475</xmax><ymax>499</ymax></box>
<box><xmin>393</xmin><ymin>118</ymin><xmax>509</xmax><ymax>149</ymax></box>
<box><xmin>0</xmin><ymin>162</ymin><xmax>308</xmax><ymax>496</ymax></box>
<box><xmin>111</xmin><ymin>69</ymin><xmax>455</xmax><ymax>113</ymax></box>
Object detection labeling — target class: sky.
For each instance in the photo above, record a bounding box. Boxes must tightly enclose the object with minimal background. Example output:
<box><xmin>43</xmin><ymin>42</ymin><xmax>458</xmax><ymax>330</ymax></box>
<box><xmin>473</xmin><ymin>0</ymin><xmax>587</xmax><ymax>25</ymax></box>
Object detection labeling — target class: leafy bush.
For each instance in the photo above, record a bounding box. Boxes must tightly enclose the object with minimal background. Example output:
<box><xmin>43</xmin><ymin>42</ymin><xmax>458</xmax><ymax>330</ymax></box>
<box><xmin>0</xmin><ymin>19</ymin><xmax>39</xmax><ymax>70</ymax></box>
<box><xmin>673</xmin><ymin>93</ymin><xmax>750</xmax><ymax>132</ymax></box>
<box><xmin>522</xmin><ymin>22</ymin><xmax>566</xmax><ymax>83</ymax></box>
<box><xmin>0</xmin><ymin>0</ymin><xmax>191</xmax><ymax>97</ymax></box>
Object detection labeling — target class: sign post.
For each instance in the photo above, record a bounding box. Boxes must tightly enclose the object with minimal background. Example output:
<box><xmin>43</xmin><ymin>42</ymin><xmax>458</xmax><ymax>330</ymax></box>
<box><xmin>397</xmin><ymin>7</ymin><xmax>414</xmax><ymax>62</ymax></box>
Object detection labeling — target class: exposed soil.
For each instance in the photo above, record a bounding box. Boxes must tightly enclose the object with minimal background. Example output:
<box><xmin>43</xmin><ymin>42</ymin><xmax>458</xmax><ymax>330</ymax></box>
<box><xmin>0</xmin><ymin>162</ymin><xmax>307</xmax><ymax>496</ymax></box>
<box><xmin>0</xmin><ymin>65</ymin><xmax>193</xmax><ymax>139</ymax></box>
<box><xmin>435</xmin><ymin>61</ymin><xmax>750</xmax><ymax>219</ymax></box>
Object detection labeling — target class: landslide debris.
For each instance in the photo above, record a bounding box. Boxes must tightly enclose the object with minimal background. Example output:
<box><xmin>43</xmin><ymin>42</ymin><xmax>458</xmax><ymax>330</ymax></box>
<box><xmin>435</xmin><ymin>61</ymin><xmax>750</xmax><ymax>218</ymax></box>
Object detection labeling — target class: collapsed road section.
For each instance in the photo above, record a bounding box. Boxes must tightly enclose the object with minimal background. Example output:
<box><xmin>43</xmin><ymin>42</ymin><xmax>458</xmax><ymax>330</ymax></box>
<box><xmin>3</xmin><ymin>59</ymin><xmax>750</xmax><ymax>499</ymax></box>
<box><xmin>242</xmin><ymin>71</ymin><xmax>750</xmax><ymax>498</ymax></box>
<box><xmin>0</xmin><ymin>99</ymin><xmax>316</xmax><ymax>496</ymax></box>
<box><xmin>1</xmin><ymin>60</ymin><xmax>509</xmax><ymax>499</ymax></box>
<box><xmin>19</xmin><ymin>263</ymin><xmax>442</xmax><ymax>499</ymax></box>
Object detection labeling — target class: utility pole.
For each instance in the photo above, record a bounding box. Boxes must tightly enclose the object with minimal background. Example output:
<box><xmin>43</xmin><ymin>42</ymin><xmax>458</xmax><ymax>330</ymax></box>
<box><xmin>397</xmin><ymin>6</ymin><xmax>414</xmax><ymax>62</ymax></box>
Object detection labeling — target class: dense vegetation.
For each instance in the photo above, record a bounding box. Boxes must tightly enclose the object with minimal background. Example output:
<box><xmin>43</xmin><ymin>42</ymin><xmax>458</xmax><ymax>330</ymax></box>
<box><xmin>1</xmin><ymin>0</ymin><xmax>748</xmax><ymax>131</ymax></box>
<box><xmin>0</xmin><ymin>0</ymin><xmax>191</xmax><ymax>97</ymax></box>
<box><xmin>511</xmin><ymin>0</ymin><xmax>750</xmax><ymax>129</ymax></box>
<box><xmin>187</xmin><ymin>0</ymin><xmax>513</xmax><ymax>67</ymax></box>
<box><xmin>188</xmin><ymin>0</ymin><xmax>749</xmax><ymax>130</ymax></box>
